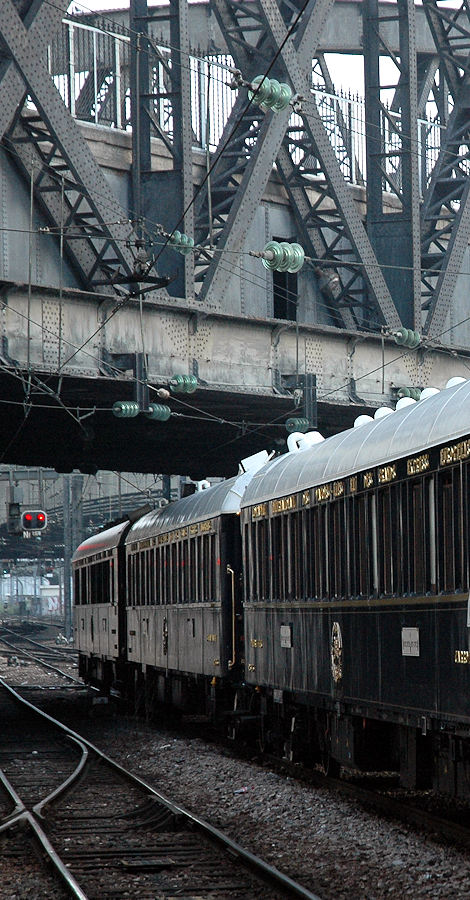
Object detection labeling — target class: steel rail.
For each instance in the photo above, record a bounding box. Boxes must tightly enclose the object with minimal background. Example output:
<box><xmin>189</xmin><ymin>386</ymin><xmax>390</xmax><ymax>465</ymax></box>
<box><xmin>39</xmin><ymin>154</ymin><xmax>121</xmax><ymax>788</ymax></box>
<box><xmin>0</xmin><ymin>635</ymin><xmax>82</xmax><ymax>684</ymax></box>
<box><xmin>32</xmin><ymin>736</ymin><xmax>89</xmax><ymax>818</ymax></box>
<box><xmin>0</xmin><ymin>807</ymin><xmax>88</xmax><ymax>900</ymax></box>
<box><xmin>0</xmin><ymin>747</ymin><xmax>88</xmax><ymax>900</ymax></box>
<box><xmin>0</xmin><ymin>677</ymin><xmax>322</xmax><ymax>900</ymax></box>
<box><xmin>0</xmin><ymin>766</ymin><xmax>26</xmax><ymax>821</ymax></box>
<box><xmin>0</xmin><ymin>625</ymin><xmax>75</xmax><ymax>658</ymax></box>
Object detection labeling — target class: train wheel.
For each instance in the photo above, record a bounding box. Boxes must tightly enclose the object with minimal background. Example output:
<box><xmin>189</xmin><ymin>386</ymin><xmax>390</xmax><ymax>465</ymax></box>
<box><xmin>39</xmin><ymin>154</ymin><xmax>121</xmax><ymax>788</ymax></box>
<box><xmin>321</xmin><ymin>751</ymin><xmax>341</xmax><ymax>778</ymax></box>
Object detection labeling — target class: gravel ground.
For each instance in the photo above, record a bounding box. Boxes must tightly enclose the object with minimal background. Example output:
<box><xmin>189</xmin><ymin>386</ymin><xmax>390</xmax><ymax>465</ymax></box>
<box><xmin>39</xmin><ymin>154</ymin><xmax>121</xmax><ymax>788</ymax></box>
<box><xmin>81</xmin><ymin>714</ymin><xmax>470</xmax><ymax>900</ymax></box>
<box><xmin>2</xmin><ymin>653</ymin><xmax>470</xmax><ymax>899</ymax></box>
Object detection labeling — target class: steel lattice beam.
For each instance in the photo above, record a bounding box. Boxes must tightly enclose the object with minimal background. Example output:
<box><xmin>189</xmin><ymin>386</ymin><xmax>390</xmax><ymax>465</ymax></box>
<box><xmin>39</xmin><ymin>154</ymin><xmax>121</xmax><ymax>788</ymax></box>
<box><xmin>0</xmin><ymin>0</ymin><xmax>168</xmax><ymax>297</ymax></box>
<box><xmin>197</xmin><ymin>0</ymin><xmax>401</xmax><ymax>330</ymax></box>
<box><xmin>362</xmin><ymin>0</ymin><xmax>421</xmax><ymax>330</ymax></box>
<box><xmin>421</xmin><ymin>0</ymin><xmax>470</xmax><ymax>337</ymax></box>
<box><xmin>421</xmin><ymin>99</ymin><xmax>470</xmax><ymax>338</ymax></box>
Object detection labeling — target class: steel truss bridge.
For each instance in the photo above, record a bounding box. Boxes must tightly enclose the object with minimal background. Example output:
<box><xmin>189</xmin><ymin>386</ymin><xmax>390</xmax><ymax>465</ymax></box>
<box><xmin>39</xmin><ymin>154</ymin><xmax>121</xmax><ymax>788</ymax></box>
<box><xmin>1</xmin><ymin>0</ymin><xmax>470</xmax><ymax>477</ymax></box>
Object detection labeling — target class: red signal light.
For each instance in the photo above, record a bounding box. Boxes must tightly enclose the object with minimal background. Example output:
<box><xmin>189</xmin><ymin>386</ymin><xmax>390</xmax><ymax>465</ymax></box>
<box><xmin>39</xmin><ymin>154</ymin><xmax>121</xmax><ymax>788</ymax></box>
<box><xmin>21</xmin><ymin>510</ymin><xmax>47</xmax><ymax>531</ymax></box>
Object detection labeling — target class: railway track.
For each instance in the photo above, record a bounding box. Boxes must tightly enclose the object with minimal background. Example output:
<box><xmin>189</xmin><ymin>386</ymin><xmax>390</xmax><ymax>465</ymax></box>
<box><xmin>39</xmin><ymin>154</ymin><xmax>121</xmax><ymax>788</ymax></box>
<box><xmin>0</xmin><ymin>623</ymin><xmax>81</xmax><ymax>687</ymax></box>
<box><xmin>0</xmin><ymin>679</ymin><xmax>322</xmax><ymax>900</ymax></box>
<box><xmin>0</xmin><ymin>622</ymin><xmax>74</xmax><ymax>658</ymax></box>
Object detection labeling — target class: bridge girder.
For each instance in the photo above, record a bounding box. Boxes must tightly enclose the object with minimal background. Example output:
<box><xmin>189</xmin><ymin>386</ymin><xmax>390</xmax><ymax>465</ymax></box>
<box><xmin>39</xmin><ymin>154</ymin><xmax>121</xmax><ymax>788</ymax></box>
<box><xmin>0</xmin><ymin>280</ymin><xmax>466</xmax><ymax>476</ymax></box>
<box><xmin>1</xmin><ymin>1</ymin><xmax>470</xmax><ymax>475</ymax></box>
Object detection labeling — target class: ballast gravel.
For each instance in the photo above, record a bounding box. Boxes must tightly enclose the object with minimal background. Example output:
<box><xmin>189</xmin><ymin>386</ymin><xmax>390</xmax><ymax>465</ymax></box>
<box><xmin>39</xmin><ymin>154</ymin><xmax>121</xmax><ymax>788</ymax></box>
<box><xmin>83</xmin><ymin>714</ymin><xmax>470</xmax><ymax>900</ymax></box>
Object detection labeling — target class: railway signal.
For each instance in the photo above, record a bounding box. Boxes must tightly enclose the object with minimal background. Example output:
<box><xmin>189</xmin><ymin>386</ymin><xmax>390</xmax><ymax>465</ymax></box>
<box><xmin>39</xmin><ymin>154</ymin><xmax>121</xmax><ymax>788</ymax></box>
<box><xmin>21</xmin><ymin>510</ymin><xmax>47</xmax><ymax>532</ymax></box>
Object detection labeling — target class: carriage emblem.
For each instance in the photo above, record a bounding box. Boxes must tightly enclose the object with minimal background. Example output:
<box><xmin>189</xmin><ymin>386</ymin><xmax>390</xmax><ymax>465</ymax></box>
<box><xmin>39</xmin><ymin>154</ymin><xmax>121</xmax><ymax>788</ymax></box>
<box><xmin>331</xmin><ymin>621</ymin><xmax>343</xmax><ymax>683</ymax></box>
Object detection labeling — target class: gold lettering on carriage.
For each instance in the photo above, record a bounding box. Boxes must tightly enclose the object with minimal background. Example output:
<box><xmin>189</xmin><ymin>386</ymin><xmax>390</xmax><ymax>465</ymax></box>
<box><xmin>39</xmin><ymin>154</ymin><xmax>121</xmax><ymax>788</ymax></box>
<box><xmin>315</xmin><ymin>484</ymin><xmax>331</xmax><ymax>502</ymax></box>
<box><xmin>455</xmin><ymin>650</ymin><xmax>470</xmax><ymax>664</ymax></box>
<box><xmin>158</xmin><ymin>523</ymin><xmax>207</xmax><ymax>544</ymax></box>
<box><xmin>378</xmin><ymin>465</ymin><xmax>396</xmax><ymax>484</ymax></box>
<box><xmin>271</xmin><ymin>495</ymin><xmax>297</xmax><ymax>513</ymax></box>
<box><xmin>252</xmin><ymin>503</ymin><xmax>268</xmax><ymax>519</ymax></box>
<box><xmin>302</xmin><ymin>491</ymin><xmax>310</xmax><ymax>506</ymax></box>
<box><xmin>407</xmin><ymin>454</ymin><xmax>430</xmax><ymax>476</ymax></box>
<box><xmin>363</xmin><ymin>472</ymin><xmax>374</xmax><ymax>488</ymax></box>
<box><xmin>441</xmin><ymin>440</ymin><xmax>470</xmax><ymax>466</ymax></box>
<box><xmin>333</xmin><ymin>481</ymin><xmax>344</xmax><ymax>497</ymax></box>
<box><xmin>349</xmin><ymin>476</ymin><xmax>358</xmax><ymax>493</ymax></box>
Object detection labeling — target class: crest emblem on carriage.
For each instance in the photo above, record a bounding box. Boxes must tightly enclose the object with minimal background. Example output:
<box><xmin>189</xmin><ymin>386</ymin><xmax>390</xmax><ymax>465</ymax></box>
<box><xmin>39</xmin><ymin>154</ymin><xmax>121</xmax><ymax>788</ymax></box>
<box><xmin>331</xmin><ymin>621</ymin><xmax>343</xmax><ymax>683</ymax></box>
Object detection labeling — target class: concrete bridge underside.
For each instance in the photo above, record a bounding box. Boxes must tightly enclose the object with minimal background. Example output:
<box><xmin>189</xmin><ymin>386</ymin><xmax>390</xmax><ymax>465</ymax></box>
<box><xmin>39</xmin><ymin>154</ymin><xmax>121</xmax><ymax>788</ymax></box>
<box><xmin>2</xmin><ymin>282</ymin><xmax>467</xmax><ymax>478</ymax></box>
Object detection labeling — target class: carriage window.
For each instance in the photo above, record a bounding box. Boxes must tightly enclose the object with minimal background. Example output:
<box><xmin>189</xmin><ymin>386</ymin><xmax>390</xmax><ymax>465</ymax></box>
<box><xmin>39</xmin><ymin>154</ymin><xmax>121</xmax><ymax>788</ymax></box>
<box><xmin>164</xmin><ymin>544</ymin><xmax>171</xmax><ymax>604</ymax></box>
<box><xmin>127</xmin><ymin>556</ymin><xmax>132</xmax><ymax>606</ymax></box>
<box><xmin>438</xmin><ymin>467</ymin><xmax>463</xmax><ymax>593</ymax></box>
<box><xmin>133</xmin><ymin>554</ymin><xmax>141</xmax><ymax>605</ymax></box>
<box><xmin>210</xmin><ymin>534</ymin><xmax>217</xmax><ymax>599</ymax></box>
<box><xmin>195</xmin><ymin>536</ymin><xmax>202</xmax><ymax>602</ymax></box>
<box><xmin>305</xmin><ymin>508</ymin><xmax>315</xmax><ymax>598</ymax></box>
<box><xmin>273</xmin><ymin>515</ymin><xmax>289</xmax><ymax>600</ymax></box>
<box><xmin>202</xmin><ymin>535</ymin><xmax>210</xmax><ymax>601</ymax></box>
<box><xmin>313</xmin><ymin>505</ymin><xmax>328</xmax><ymax>599</ymax></box>
<box><xmin>283</xmin><ymin>515</ymin><xmax>291</xmax><ymax>600</ymax></box>
<box><xmin>377</xmin><ymin>487</ymin><xmax>395</xmax><ymax>596</ymax></box>
<box><xmin>89</xmin><ymin>560</ymin><xmax>110</xmax><ymax>604</ymax></box>
<box><xmin>189</xmin><ymin>538</ymin><xmax>197</xmax><ymax>601</ymax></box>
<box><xmin>147</xmin><ymin>549</ymin><xmax>152</xmax><ymax>606</ymax></box>
<box><xmin>329</xmin><ymin>500</ymin><xmax>346</xmax><ymax>599</ymax></box>
<box><xmin>170</xmin><ymin>543</ymin><xmax>177</xmax><ymax>603</ymax></box>
<box><xmin>75</xmin><ymin>567</ymin><xmax>88</xmax><ymax>606</ymax></box>
<box><xmin>356</xmin><ymin>494</ymin><xmax>372</xmax><ymax>597</ymax></box>
<box><xmin>256</xmin><ymin>520</ymin><xmax>269</xmax><ymax>601</ymax></box>
<box><xmin>251</xmin><ymin>524</ymin><xmax>259</xmax><ymax>600</ymax></box>
<box><xmin>271</xmin><ymin>517</ymin><xmax>280</xmax><ymax>600</ymax></box>
<box><xmin>154</xmin><ymin>548</ymin><xmax>160</xmax><ymax>604</ymax></box>
<box><xmin>179</xmin><ymin>542</ymin><xmax>184</xmax><ymax>602</ymax></box>
<box><xmin>292</xmin><ymin>512</ymin><xmax>303</xmax><ymax>599</ymax></box>
<box><xmin>182</xmin><ymin>540</ymin><xmax>189</xmax><ymax>599</ymax></box>
<box><xmin>402</xmin><ymin>478</ymin><xmax>431</xmax><ymax>595</ymax></box>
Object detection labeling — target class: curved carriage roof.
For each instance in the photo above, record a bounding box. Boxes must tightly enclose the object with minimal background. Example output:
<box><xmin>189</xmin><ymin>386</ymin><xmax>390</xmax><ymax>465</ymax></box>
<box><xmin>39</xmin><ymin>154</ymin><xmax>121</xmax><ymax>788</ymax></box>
<box><xmin>242</xmin><ymin>380</ymin><xmax>470</xmax><ymax>508</ymax></box>
<box><xmin>126</xmin><ymin>469</ymin><xmax>254</xmax><ymax>544</ymax></box>
<box><xmin>72</xmin><ymin>520</ymin><xmax>130</xmax><ymax>562</ymax></box>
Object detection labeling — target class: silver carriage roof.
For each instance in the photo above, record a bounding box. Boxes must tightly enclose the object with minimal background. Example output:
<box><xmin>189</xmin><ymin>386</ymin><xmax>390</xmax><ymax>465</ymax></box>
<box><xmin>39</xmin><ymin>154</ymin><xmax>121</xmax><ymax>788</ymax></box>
<box><xmin>72</xmin><ymin>520</ymin><xmax>129</xmax><ymax>562</ymax></box>
<box><xmin>126</xmin><ymin>467</ymin><xmax>256</xmax><ymax>544</ymax></box>
<box><xmin>241</xmin><ymin>380</ymin><xmax>470</xmax><ymax>509</ymax></box>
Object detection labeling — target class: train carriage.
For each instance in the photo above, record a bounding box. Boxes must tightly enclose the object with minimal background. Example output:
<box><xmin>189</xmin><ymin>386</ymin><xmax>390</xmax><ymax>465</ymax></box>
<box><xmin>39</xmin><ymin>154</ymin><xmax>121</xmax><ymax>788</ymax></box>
<box><xmin>240</xmin><ymin>380</ymin><xmax>470</xmax><ymax>791</ymax></box>
<box><xmin>73</xmin><ymin>520</ymin><xmax>131</xmax><ymax>687</ymax></box>
<box><xmin>120</xmin><ymin>465</ymin><xmax>265</xmax><ymax>714</ymax></box>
